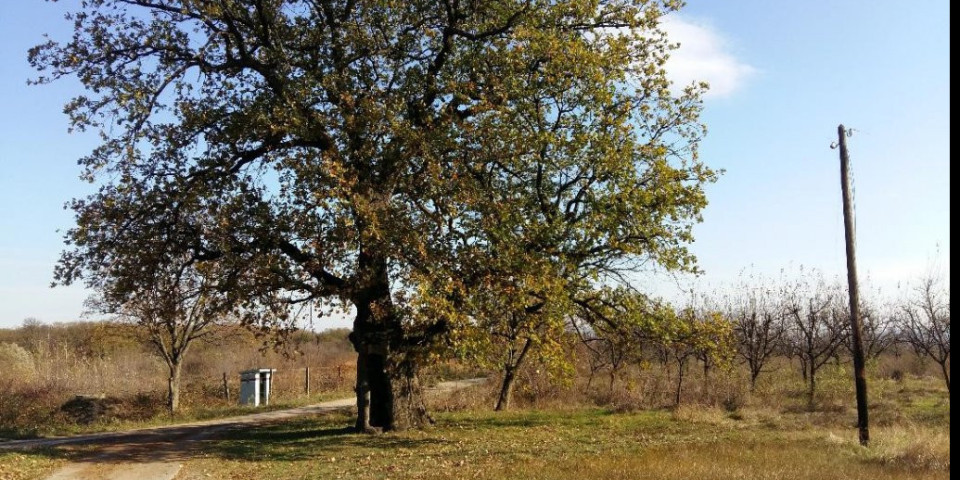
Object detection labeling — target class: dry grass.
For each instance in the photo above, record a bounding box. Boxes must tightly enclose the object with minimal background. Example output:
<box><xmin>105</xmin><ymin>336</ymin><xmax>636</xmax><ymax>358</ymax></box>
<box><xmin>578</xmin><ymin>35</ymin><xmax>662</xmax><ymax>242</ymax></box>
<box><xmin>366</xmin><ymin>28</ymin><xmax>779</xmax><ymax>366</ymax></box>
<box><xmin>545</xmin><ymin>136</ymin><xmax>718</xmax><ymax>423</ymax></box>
<box><xmin>0</xmin><ymin>324</ymin><xmax>357</xmax><ymax>439</ymax></box>
<box><xmin>852</xmin><ymin>425</ymin><xmax>950</xmax><ymax>471</ymax></box>
<box><xmin>0</xmin><ymin>321</ymin><xmax>949</xmax><ymax>479</ymax></box>
<box><xmin>0</xmin><ymin>451</ymin><xmax>66</xmax><ymax>480</ymax></box>
<box><xmin>670</xmin><ymin>404</ymin><xmax>738</xmax><ymax>426</ymax></box>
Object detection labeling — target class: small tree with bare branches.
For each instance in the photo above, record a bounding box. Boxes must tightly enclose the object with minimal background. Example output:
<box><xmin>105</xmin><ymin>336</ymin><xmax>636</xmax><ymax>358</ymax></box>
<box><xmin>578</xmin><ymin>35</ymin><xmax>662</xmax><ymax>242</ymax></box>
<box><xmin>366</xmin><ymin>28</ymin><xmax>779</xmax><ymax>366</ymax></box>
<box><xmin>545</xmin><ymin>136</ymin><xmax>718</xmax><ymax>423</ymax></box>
<box><xmin>898</xmin><ymin>272</ymin><xmax>950</xmax><ymax>392</ymax></box>
<box><xmin>86</xmin><ymin>256</ymin><xmax>255</xmax><ymax>415</ymax></box>
<box><xmin>782</xmin><ymin>271</ymin><xmax>849</xmax><ymax>407</ymax></box>
<box><xmin>849</xmin><ymin>295</ymin><xmax>899</xmax><ymax>361</ymax></box>
<box><xmin>722</xmin><ymin>273</ymin><xmax>787</xmax><ymax>391</ymax></box>
<box><xmin>115</xmin><ymin>267</ymin><xmax>234</xmax><ymax>414</ymax></box>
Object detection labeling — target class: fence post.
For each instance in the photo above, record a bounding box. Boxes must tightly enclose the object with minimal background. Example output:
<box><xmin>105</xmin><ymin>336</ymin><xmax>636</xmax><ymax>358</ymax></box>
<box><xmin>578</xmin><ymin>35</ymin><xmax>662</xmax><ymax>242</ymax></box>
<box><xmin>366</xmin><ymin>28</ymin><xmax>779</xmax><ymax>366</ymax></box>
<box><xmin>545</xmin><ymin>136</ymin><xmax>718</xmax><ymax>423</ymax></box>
<box><xmin>305</xmin><ymin>366</ymin><xmax>311</xmax><ymax>396</ymax></box>
<box><xmin>222</xmin><ymin>372</ymin><xmax>229</xmax><ymax>401</ymax></box>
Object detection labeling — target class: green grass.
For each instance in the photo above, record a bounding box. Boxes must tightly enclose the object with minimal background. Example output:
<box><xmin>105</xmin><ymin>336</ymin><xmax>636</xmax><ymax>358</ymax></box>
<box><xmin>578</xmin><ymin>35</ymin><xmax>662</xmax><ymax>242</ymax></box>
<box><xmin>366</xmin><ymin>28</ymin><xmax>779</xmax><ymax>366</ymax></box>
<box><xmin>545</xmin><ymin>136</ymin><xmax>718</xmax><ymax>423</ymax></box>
<box><xmin>166</xmin><ymin>406</ymin><xmax>947</xmax><ymax>480</ymax></box>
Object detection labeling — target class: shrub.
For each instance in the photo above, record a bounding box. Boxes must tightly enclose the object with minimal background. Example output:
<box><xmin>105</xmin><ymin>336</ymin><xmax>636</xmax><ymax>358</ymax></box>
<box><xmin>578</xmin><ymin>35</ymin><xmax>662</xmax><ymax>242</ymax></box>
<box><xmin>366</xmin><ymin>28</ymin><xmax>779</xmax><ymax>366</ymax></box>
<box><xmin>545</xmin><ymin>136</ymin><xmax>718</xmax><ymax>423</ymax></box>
<box><xmin>0</xmin><ymin>342</ymin><xmax>35</xmax><ymax>381</ymax></box>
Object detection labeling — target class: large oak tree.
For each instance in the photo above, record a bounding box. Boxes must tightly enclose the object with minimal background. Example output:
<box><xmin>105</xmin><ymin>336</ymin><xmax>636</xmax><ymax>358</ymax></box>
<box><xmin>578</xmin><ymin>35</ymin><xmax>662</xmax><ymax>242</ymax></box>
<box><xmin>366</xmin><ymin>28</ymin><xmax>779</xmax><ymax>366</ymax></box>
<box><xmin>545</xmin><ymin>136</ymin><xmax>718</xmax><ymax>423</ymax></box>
<box><xmin>35</xmin><ymin>0</ymin><xmax>714</xmax><ymax>431</ymax></box>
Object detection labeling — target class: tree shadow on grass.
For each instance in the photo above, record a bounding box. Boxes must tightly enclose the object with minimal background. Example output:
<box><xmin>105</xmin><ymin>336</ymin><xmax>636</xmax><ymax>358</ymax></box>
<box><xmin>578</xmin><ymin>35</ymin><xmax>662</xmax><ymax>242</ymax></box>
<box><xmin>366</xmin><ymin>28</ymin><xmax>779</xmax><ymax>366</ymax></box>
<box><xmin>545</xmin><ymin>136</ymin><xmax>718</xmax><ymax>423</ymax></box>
<box><xmin>197</xmin><ymin>415</ymin><xmax>450</xmax><ymax>463</ymax></box>
<box><xmin>5</xmin><ymin>412</ymin><xmax>447</xmax><ymax>465</ymax></box>
<box><xmin>449</xmin><ymin>408</ymin><xmax>617</xmax><ymax>429</ymax></box>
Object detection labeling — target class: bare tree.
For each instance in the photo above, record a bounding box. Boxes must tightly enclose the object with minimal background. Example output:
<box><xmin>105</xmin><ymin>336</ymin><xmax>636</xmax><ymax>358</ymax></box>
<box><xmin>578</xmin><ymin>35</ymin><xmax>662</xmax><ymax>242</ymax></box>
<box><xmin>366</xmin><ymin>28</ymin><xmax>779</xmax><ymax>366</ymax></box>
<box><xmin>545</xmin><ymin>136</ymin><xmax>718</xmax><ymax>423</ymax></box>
<box><xmin>850</xmin><ymin>295</ymin><xmax>899</xmax><ymax>361</ymax></box>
<box><xmin>570</xmin><ymin>289</ymin><xmax>675</xmax><ymax>400</ymax></box>
<box><xmin>569</xmin><ymin>319</ymin><xmax>611</xmax><ymax>390</ymax></box>
<box><xmin>782</xmin><ymin>272</ymin><xmax>849</xmax><ymax>407</ymax></box>
<box><xmin>723</xmin><ymin>275</ymin><xmax>787</xmax><ymax>391</ymax></box>
<box><xmin>602</xmin><ymin>329</ymin><xmax>638</xmax><ymax>392</ymax></box>
<box><xmin>93</xmin><ymin>261</ymin><xmax>237</xmax><ymax>415</ymax></box>
<box><xmin>588</xmin><ymin>324</ymin><xmax>639</xmax><ymax>393</ymax></box>
<box><xmin>898</xmin><ymin>273</ymin><xmax>950</xmax><ymax>392</ymax></box>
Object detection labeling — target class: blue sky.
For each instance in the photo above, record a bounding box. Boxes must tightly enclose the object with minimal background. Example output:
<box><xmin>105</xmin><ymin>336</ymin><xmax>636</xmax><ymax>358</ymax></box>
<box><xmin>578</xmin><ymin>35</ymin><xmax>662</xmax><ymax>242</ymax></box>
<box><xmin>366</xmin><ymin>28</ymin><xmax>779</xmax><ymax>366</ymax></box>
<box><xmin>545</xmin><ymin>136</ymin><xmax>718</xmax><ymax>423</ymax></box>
<box><xmin>0</xmin><ymin>1</ymin><xmax>950</xmax><ymax>329</ymax></box>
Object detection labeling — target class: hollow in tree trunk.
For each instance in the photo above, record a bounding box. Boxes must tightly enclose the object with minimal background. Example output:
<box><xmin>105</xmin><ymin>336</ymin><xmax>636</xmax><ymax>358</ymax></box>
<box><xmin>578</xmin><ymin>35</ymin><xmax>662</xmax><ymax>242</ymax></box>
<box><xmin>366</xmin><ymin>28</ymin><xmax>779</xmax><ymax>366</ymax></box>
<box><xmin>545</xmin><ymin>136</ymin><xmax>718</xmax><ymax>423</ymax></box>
<box><xmin>349</xmin><ymin>253</ymin><xmax>430</xmax><ymax>432</ymax></box>
<box><xmin>351</xmin><ymin>327</ymin><xmax>430</xmax><ymax>432</ymax></box>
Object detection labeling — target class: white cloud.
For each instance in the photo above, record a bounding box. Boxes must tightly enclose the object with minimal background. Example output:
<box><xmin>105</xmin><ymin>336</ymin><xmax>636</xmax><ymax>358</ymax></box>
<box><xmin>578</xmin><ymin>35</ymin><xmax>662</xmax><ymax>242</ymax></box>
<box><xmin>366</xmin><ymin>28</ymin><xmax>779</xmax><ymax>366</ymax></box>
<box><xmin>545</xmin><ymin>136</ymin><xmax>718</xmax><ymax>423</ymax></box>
<box><xmin>660</xmin><ymin>15</ymin><xmax>756</xmax><ymax>99</ymax></box>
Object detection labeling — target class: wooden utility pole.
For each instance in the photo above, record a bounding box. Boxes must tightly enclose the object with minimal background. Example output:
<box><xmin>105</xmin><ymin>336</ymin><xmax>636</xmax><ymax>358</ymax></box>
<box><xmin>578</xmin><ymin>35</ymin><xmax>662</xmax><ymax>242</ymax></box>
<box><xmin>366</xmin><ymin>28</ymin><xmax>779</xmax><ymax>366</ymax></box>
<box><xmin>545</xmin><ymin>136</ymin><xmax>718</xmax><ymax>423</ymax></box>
<box><xmin>835</xmin><ymin>124</ymin><xmax>870</xmax><ymax>446</ymax></box>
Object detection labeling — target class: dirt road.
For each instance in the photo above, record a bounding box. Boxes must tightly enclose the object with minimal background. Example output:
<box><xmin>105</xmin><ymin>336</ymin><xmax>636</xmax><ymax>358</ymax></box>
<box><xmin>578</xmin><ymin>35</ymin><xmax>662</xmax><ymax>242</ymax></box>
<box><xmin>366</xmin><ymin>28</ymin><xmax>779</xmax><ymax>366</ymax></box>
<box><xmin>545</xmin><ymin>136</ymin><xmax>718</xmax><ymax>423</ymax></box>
<box><xmin>1</xmin><ymin>377</ymin><xmax>488</xmax><ymax>480</ymax></box>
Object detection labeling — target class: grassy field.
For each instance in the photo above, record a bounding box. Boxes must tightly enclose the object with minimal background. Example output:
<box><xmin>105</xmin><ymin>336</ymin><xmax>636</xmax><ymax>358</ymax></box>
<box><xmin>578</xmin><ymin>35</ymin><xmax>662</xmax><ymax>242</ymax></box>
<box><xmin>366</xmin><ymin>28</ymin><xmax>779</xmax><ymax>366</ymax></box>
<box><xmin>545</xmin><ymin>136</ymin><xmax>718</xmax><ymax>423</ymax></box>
<box><xmin>1</xmin><ymin>395</ymin><xmax>948</xmax><ymax>480</ymax></box>
<box><xmin>174</xmin><ymin>403</ymin><xmax>949</xmax><ymax>480</ymax></box>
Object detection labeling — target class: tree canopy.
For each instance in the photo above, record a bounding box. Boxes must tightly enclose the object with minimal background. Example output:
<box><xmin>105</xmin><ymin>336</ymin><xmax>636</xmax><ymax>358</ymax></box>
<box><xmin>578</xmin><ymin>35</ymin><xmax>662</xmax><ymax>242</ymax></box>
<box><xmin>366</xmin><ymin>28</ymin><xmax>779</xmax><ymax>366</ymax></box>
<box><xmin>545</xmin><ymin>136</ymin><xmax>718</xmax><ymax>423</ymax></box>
<box><xmin>35</xmin><ymin>0</ymin><xmax>716</xmax><ymax>431</ymax></box>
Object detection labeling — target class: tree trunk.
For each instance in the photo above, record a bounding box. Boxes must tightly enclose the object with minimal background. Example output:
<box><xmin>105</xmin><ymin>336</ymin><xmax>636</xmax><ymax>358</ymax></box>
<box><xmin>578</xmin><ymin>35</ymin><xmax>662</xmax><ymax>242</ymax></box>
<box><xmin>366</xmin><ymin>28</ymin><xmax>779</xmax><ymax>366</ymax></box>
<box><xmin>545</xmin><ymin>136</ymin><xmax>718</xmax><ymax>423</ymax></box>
<box><xmin>354</xmin><ymin>350</ymin><xmax>372</xmax><ymax>432</ymax></box>
<box><xmin>495</xmin><ymin>366</ymin><xmax>518</xmax><ymax>412</ymax></box>
<box><xmin>702</xmin><ymin>359</ymin><xmax>711</xmax><ymax>397</ymax></box>
<box><xmin>675</xmin><ymin>358</ymin><xmax>686</xmax><ymax>406</ymax></box>
<box><xmin>383</xmin><ymin>352</ymin><xmax>429</xmax><ymax>430</ymax></box>
<box><xmin>167</xmin><ymin>361</ymin><xmax>182</xmax><ymax>415</ymax></box>
<box><xmin>350</xmin><ymin>252</ymin><xmax>430</xmax><ymax>432</ymax></box>
<box><xmin>353</xmin><ymin>331</ymin><xmax>431</xmax><ymax>432</ymax></box>
<box><xmin>495</xmin><ymin>338</ymin><xmax>533</xmax><ymax>412</ymax></box>
<box><xmin>749</xmin><ymin>367</ymin><xmax>760</xmax><ymax>392</ymax></box>
<box><xmin>939</xmin><ymin>360</ymin><xmax>950</xmax><ymax>393</ymax></box>
<box><xmin>352</xmin><ymin>329</ymin><xmax>430</xmax><ymax>432</ymax></box>
<box><xmin>808</xmin><ymin>367</ymin><xmax>817</xmax><ymax>409</ymax></box>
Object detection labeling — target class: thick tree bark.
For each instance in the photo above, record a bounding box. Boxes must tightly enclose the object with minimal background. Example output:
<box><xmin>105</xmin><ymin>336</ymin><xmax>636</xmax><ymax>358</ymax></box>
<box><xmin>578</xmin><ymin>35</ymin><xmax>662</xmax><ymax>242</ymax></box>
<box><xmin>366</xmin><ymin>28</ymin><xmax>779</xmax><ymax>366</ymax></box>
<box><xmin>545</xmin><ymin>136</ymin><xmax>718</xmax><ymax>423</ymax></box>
<box><xmin>385</xmin><ymin>356</ymin><xmax>430</xmax><ymax>429</ymax></box>
<box><xmin>354</xmin><ymin>350</ymin><xmax>372</xmax><ymax>431</ymax></box>
<box><xmin>349</xmin><ymin>252</ymin><xmax>429</xmax><ymax>432</ymax></box>
<box><xmin>352</xmin><ymin>328</ymin><xmax>429</xmax><ymax>432</ymax></box>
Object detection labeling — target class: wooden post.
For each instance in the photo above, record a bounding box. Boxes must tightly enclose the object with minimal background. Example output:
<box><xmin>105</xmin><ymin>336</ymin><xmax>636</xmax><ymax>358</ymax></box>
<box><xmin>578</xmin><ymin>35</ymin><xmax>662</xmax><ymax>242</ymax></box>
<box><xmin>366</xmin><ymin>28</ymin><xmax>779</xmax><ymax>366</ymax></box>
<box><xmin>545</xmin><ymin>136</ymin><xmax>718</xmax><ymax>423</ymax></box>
<box><xmin>836</xmin><ymin>124</ymin><xmax>870</xmax><ymax>446</ymax></box>
<box><xmin>305</xmin><ymin>366</ymin><xmax>311</xmax><ymax>396</ymax></box>
<box><xmin>222</xmin><ymin>372</ymin><xmax>230</xmax><ymax>401</ymax></box>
